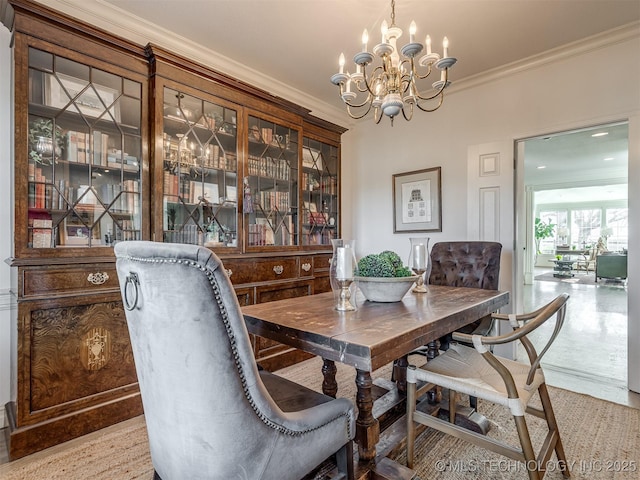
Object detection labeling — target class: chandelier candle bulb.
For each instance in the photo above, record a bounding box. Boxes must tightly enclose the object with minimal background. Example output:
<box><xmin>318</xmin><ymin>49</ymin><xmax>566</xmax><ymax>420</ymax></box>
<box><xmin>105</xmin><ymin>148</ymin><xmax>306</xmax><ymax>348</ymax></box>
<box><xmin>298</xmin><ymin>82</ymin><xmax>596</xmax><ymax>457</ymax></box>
<box><xmin>443</xmin><ymin>37</ymin><xmax>449</xmax><ymax>58</ymax></box>
<box><xmin>409</xmin><ymin>21</ymin><xmax>416</xmax><ymax>43</ymax></box>
<box><xmin>426</xmin><ymin>35</ymin><xmax>432</xmax><ymax>54</ymax></box>
<box><xmin>381</xmin><ymin>20</ymin><xmax>388</xmax><ymax>43</ymax></box>
<box><xmin>339</xmin><ymin>53</ymin><xmax>345</xmax><ymax>73</ymax></box>
<box><xmin>362</xmin><ymin>29</ymin><xmax>368</xmax><ymax>52</ymax></box>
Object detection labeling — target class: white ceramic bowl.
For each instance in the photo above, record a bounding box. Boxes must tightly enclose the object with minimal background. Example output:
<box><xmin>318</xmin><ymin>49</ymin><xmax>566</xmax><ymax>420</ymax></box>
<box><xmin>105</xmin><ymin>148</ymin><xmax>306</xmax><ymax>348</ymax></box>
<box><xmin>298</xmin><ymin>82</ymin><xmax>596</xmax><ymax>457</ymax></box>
<box><xmin>355</xmin><ymin>275</ymin><xmax>419</xmax><ymax>302</ymax></box>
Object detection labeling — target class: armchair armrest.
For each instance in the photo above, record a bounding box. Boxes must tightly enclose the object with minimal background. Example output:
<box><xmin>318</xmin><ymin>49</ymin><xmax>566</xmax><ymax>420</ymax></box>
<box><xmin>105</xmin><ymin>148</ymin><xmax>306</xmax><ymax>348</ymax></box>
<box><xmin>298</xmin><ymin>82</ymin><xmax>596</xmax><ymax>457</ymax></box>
<box><xmin>452</xmin><ymin>293</ymin><xmax>569</xmax><ymax>386</ymax></box>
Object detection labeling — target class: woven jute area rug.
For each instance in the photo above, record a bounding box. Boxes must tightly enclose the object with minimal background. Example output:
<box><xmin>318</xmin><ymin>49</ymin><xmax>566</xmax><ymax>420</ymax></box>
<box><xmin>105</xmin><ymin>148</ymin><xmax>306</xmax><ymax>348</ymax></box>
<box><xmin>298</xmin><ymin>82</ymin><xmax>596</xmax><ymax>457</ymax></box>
<box><xmin>1</xmin><ymin>356</ymin><xmax>638</xmax><ymax>480</ymax></box>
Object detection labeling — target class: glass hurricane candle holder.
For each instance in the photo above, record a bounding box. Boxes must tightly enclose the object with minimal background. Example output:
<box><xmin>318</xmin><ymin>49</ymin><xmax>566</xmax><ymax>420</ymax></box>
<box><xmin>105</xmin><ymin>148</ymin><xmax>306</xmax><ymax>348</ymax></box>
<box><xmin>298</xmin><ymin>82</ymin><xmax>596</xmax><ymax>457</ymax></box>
<box><xmin>332</xmin><ymin>241</ymin><xmax>357</xmax><ymax>311</ymax></box>
<box><xmin>408</xmin><ymin>237</ymin><xmax>431</xmax><ymax>293</ymax></box>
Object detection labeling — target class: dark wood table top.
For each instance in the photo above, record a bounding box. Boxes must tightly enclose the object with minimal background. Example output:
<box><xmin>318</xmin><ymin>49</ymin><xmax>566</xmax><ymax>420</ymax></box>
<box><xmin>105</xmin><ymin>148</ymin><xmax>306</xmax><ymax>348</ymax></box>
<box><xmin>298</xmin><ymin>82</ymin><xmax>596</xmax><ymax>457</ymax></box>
<box><xmin>243</xmin><ymin>285</ymin><xmax>510</xmax><ymax>372</ymax></box>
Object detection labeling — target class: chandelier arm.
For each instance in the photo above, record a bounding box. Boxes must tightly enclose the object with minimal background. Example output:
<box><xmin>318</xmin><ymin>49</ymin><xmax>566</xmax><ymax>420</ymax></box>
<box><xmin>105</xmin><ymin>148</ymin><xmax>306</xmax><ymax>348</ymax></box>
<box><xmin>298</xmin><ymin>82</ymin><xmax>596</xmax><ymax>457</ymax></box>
<box><xmin>345</xmin><ymin>101</ymin><xmax>375</xmax><ymax>120</ymax></box>
<box><xmin>354</xmin><ymin>81</ymin><xmax>371</xmax><ymax>94</ymax></box>
<box><xmin>361</xmin><ymin>64</ymin><xmax>386</xmax><ymax>96</ymax></box>
<box><xmin>413</xmin><ymin>87</ymin><xmax>444</xmax><ymax>102</ymax></box>
<box><xmin>374</xmin><ymin>107</ymin><xmax>384</xmax><ymax>124</ymax></box>
<box><xmin>401</xmin><ymin>102</ymin><xmax>414</xmax><ymax>121</ymax></box>
<box><xmin>412</xmin><ymin>75</ymin><xmax>448</xmax><ymax>101</ymax></box>
<box><xmin>414</xmin><ymin>94</ymin><xmax>444</xmax><ymax>112</ymax></box>
<box><xmin>412</xmin><ymin>64</ymin><xmax>435</xmax><ymax>80</ymax></box>
<box><xmin>343</xmin><ymin>93</ymin><xmax>374</xmax><ymax>109</ymax></box>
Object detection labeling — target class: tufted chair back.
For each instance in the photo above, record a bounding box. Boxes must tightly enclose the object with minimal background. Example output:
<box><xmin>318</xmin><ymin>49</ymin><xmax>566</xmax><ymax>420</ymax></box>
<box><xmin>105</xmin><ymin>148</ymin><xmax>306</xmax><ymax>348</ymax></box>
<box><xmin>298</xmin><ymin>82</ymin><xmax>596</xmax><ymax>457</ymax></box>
<box><xmin>429</xmin><ymin>241</ymin><xmax>502</xmax><ymax>352</ymax></box>
<box><xmin>115</xmin><ymin>241</ymin><xmax>354</xmax><ymax>480</ymax></box>
<box><xmin>429</xmin><ymin>241</ymin><xmax>502</xmax><ymax>290</ymax></box>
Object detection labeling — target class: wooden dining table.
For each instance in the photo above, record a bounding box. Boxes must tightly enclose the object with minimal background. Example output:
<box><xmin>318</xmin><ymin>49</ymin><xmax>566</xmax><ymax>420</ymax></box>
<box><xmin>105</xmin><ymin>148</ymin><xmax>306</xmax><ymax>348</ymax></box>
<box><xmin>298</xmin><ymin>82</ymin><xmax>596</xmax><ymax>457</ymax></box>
<box><xmin>242</xmin><ymin>285</ymin><xmax>509</xmax><ymax>478</ymax></box>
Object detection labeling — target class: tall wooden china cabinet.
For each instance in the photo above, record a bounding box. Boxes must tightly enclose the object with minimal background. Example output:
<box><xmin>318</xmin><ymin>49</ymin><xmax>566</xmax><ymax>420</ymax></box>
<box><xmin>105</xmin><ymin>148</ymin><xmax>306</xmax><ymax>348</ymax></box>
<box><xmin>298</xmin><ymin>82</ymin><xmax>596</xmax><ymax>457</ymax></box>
<box><xmin>3</xmin><ymin>0</ymin><xmax>344</xmax><ymax>459</ymax></box>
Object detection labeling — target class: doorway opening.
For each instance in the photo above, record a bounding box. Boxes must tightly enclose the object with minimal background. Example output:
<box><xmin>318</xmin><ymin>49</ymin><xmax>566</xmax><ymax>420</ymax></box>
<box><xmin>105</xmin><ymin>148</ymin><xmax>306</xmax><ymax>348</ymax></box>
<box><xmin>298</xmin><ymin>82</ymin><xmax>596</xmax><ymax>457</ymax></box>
<box><xmin>515</xmin><ymin>121</ymin><xmax>629</xmax><ymax>403</ymax></box>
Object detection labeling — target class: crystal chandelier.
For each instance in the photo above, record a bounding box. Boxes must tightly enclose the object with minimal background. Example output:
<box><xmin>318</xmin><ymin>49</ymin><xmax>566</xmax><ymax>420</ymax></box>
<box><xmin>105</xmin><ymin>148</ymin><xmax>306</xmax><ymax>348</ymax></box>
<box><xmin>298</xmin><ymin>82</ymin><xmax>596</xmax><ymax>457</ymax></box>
<box><xmin>330</xmin><ymin>0</ymin><xmax>457</xmax><ymax>125</ymax></box>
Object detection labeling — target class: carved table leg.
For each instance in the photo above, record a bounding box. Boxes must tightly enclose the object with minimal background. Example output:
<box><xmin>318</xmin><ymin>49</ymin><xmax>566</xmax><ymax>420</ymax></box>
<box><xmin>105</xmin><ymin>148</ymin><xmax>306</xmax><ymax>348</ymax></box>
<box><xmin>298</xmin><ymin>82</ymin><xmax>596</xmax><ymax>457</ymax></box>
<box><xmin>393</xmin><ymin>354</ymin><xmax>409</xmax><ymax>395</ymax></box>
<box><xmin>321</xmin><ymin>358</ymin><xmax>338</xmax><ymax>398</ymax></box>
<box><xmin>355</xmin><ymin>368</ymin><xmax>379</xmax><ymax>462</ymax></box>
<box><xmin>426</xmin><ymin>341</ymin><xmax>442</xmax><ymax>404</ymax></box>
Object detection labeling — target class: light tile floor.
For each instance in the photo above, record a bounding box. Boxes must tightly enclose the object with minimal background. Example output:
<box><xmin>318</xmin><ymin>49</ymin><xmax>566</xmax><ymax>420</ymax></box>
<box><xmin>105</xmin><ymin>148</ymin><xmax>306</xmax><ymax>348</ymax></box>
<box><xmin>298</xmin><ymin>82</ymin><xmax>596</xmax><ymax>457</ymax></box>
<box><xmin>519</xmin><ymin>268</ymin><xmax>639</xmax><ymax>408</ymax></box>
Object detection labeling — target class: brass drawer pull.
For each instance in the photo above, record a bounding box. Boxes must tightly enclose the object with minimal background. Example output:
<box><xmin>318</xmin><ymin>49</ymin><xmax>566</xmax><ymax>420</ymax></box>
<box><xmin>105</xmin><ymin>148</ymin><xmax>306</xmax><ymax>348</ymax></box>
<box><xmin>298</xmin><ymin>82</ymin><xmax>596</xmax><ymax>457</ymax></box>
<box><xmin>87</xmin><ymin>272</ymin><xmax>110</xmax><ymax>285</ymax></box>
<box><xmin>302</xmin><ymin>262</ymin><xmax>311</xmax><ymax>272</ymax></box>
<box><xmin>273</xmin><ymin>265</ymin><xmax>284</xmax><ymax>275</ymax></box>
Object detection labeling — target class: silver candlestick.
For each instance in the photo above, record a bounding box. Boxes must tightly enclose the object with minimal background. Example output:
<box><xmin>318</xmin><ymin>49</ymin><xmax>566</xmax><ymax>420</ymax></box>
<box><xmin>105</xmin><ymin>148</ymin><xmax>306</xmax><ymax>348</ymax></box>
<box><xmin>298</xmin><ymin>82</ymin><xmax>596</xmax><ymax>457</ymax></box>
<box><xmin>335</xmin><ymin>279</ymin><xmax>356</xmax><ymax>311</ymax></box>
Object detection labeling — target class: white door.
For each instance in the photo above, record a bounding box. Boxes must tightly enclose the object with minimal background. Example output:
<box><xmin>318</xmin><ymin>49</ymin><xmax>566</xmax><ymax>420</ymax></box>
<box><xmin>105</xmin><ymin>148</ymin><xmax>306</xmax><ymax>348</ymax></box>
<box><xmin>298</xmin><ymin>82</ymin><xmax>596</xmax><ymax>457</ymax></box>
<box><xmin>466</xmin><ymin>141</ymin><xmax>515</xmax><ymax>359</ymax></box>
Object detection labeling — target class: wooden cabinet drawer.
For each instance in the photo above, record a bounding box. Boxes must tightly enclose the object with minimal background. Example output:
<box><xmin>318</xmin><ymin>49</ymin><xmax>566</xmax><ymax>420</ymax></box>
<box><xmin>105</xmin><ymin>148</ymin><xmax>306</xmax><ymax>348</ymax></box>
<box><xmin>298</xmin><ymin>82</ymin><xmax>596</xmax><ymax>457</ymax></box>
<box><xmin>299</xmin><ymin>256</ymin><xmax>313</xmax><ymax>276</ymax></box>
<box><xmin>22</xmin><ymin>264</ymin><xmax>119</xmax><ymax>298</ymax></box>
<box><xmin>314</xmin><ymin>253</ymin><xmax>332</xmax><ymax>272</ymax></box>
<box><xmin>222</xmin><ymin>257</ymin><xmax>299</xmax><ymax>285</ymax></box>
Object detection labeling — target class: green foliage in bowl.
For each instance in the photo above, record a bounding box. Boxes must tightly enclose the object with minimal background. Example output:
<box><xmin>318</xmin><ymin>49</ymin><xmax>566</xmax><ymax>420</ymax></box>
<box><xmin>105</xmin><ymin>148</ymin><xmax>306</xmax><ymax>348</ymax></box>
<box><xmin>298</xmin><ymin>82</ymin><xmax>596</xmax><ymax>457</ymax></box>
<box><xmin>355</xmin><ymin>250</ymin><xmax>413</xmax><ymax>278</ymax></box>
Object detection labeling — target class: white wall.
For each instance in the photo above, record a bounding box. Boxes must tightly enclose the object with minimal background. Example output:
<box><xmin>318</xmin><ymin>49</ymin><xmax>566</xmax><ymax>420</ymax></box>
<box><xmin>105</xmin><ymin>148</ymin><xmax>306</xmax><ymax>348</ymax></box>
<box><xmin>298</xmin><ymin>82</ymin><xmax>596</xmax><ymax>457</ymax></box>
<box><xmin>0</xmin><ymin>23</ymin><xmax>13</xmax><ymax>427</ymax></box>
<box><xmin>344</xmin><ymin>33</ymin><xmax>640</xmax><ymax>390</ymax></box>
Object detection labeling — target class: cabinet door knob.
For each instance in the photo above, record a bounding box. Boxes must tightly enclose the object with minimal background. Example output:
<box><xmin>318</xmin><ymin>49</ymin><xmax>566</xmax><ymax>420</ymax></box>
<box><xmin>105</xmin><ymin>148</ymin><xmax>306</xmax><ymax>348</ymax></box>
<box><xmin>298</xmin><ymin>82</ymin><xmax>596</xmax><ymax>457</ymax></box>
<box><xmin>226</xmin><ymin>269</ymin><xmax>233</xmax><ymax>278</ymax></box>
<box><xmin>87</xmin><ymin>272</ymin><xmax>109</xmax><ymax>285</ymax></box>
<box><xmin>273</xmin><ymin>265</ymin><xmax>284</xmax><ymax>275</ymax></box>
<box><xmin>302</xmin><ymin>262</ymin><xmax>311</xmax><ymax>272</ymax></box>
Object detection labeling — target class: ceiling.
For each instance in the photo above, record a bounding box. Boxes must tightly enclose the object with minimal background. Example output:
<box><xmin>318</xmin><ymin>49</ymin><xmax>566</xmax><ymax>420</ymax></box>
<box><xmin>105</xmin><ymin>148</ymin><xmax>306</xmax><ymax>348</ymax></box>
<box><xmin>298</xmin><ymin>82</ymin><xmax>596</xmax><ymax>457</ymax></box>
<box><xmin>92</xmin><ymin>0</ymin><xmax>639</xmax><ymax>116</ymax></box>
<box><xmin>25</xmin><ymin>0</ymin><xmax>638</xmax><ymax>189</ymax></box>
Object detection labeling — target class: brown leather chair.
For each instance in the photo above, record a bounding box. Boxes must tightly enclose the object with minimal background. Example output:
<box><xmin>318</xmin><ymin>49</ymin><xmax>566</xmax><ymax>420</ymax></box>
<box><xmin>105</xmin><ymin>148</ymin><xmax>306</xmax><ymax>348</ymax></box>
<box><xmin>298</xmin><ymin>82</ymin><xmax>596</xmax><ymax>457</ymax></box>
<box><xmin>429</xmin><ymin>241</ymin><xmax>502</xmax><ymax>352</ymax></box>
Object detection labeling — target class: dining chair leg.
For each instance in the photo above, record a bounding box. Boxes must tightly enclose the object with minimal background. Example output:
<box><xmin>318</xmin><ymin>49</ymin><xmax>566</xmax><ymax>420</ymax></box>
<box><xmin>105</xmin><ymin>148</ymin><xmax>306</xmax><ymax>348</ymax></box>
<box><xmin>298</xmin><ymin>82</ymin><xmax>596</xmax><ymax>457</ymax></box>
<box><xmin>449</xmin><ymin>390</ymin><xmax>457</xmax><ymax>424</ymax></box>
<box><xmin>513</xmin><ymin>414</ymin><xmax>541</xmax><ymax>480</ymax></box>
<box><xmin>406</xmin><ymin>372</ymin><xmax>417</xmax><ymax>469</ymax></box>
<box><xmin>538</xmin><ymin>383</ymin><xmax>571</xmax><ymax>478</ymax></box>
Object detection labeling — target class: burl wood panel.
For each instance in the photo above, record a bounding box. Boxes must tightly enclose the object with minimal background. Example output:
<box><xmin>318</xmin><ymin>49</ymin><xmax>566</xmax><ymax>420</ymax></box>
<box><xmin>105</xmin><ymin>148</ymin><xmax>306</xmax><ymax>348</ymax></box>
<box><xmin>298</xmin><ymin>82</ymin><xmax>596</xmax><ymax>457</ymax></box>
<box><xmin>30</xmin><ymin>301</ymin><xmax>137</xmax><ymax>411</ymax></box>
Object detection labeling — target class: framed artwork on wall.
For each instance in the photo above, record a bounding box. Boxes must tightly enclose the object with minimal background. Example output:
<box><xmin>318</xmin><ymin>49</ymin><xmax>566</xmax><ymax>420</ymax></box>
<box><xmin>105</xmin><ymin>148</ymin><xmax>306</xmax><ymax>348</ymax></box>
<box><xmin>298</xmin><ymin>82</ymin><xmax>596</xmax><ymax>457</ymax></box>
<box><xmin>392</xmin><ymin>166</ymin><xmax>442</xmax><ymax>233</ymax></box>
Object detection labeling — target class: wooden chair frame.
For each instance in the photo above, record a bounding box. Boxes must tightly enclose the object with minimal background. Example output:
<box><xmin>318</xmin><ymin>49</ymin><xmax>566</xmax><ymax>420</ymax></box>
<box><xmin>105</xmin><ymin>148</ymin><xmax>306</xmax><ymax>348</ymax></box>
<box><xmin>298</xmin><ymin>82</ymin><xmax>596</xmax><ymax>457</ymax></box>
<box><xmin>406</xmin><ymin>294</ymin><xmax>571</xmax><ymax>480</ymax></box>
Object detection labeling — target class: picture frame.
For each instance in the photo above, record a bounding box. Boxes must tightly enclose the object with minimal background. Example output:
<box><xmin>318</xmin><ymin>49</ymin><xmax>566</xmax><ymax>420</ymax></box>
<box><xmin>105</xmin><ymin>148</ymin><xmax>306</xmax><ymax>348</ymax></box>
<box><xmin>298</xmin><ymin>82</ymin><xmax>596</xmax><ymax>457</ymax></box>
<box><xmin>45</xmin><ymin>73</ymin><xmax>121</xmax><ymax>122</ymax></box>
<box><xmin>392</xmin><ymin>167</ymin><xmax>442</xmax><ymax>233</ymax></box>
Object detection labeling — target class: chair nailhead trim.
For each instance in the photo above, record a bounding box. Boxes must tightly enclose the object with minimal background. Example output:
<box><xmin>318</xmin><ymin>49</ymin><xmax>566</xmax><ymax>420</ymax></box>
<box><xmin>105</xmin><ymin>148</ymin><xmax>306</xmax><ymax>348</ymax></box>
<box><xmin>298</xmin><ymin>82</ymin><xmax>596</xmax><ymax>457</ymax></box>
<box><xmin>122</xmin><ymin>253</ymin><xmax>352</xmax><ymax>439</ymax></box>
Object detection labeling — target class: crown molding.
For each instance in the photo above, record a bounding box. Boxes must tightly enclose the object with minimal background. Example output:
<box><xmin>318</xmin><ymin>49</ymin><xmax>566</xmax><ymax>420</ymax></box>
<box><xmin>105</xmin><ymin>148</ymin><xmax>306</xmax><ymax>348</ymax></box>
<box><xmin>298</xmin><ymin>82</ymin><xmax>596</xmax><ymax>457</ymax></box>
<box><xmin>449</xmin><ymin>21</ymin><xmax>640</xmax><ymax>95</ymax></box>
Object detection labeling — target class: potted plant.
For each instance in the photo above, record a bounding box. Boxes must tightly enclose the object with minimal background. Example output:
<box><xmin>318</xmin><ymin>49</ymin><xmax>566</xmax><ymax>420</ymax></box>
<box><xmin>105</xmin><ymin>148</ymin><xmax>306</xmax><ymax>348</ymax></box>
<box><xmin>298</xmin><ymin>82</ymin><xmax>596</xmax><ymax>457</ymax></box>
<box><xmin>28</xmin><ymin>119</ymin><xmax>66</xmax><ymax>164</ymax></box>
<box><xmin>354</xmin><ymin>250</ymin><xmax>418</xmax><ymax>302</ymax></box>
<box><xmin>534</xmin><ymin>217</ymin><xmax>555</xmax><ymax>255</ymax></box>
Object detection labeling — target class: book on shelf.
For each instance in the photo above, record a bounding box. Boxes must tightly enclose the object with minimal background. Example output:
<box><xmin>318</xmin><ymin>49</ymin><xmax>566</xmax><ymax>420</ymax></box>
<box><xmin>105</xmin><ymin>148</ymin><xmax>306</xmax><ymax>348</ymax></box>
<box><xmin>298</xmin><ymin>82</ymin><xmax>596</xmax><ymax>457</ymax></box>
<box><xmin>29</xmin><ymin>214</ymin><xmax>53</xmax><ymax>248</ymax></box>
<box><xmin>309</xmin><ymin>212</ymin><xmax>326</xmax><ymax>225</ymax></box>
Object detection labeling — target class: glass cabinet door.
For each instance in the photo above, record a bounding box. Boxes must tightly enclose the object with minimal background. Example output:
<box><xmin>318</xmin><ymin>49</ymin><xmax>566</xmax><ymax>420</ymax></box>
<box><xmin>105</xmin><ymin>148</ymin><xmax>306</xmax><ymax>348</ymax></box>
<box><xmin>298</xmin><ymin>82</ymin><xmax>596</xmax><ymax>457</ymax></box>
<box><xmin>301</xmin><ymin>137</ymin><xmax>339</xmax><ymax>246</ymax></box>
<box><xmin>161</xmin><ymin>88</ymin><xmax>239</xmax><ymax>247</ymax></box>
<box><xmin>245</xmin><ymin>115</ymin><xmax>299</xmax><ymax>248</ymax></box>
<box><xmin>26</xmin><ymin>47</ymin><xmax>143</xmax><ymax>249</ymax></box>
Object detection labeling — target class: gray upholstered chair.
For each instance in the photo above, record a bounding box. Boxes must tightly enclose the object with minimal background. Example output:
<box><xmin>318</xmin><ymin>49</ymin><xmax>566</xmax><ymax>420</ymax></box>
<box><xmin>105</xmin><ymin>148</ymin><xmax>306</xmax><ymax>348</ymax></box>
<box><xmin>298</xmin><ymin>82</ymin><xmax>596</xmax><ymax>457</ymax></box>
<box><xmin>406</xmin><ymin>293</ymin><xmax>571</xmax><ymax>480</ymax></box>
<box><xmin>114</xmin><ymin>241</ymin><xmax>355</xmax><ymax>480</ymax></box>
